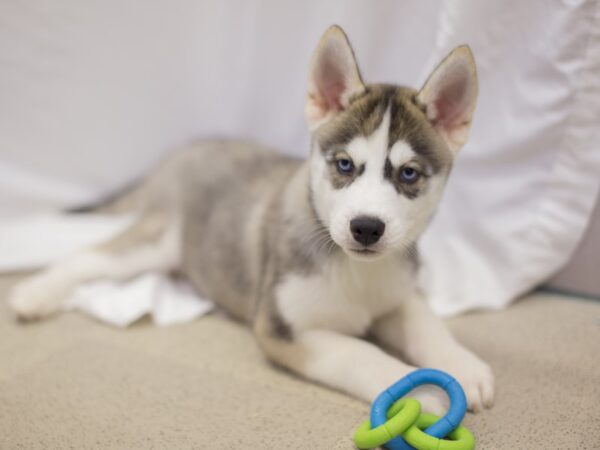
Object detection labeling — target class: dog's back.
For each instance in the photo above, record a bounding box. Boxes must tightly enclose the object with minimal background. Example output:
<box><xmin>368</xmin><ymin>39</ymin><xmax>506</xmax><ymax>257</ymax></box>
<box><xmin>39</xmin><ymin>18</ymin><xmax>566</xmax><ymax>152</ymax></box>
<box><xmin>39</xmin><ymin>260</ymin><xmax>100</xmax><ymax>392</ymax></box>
<box><xmin>175</xmin><ymin>141</ymin><xmax>302</xmax><ymax>321</ymax></box>
<box><xmin>101</xmin><ymin>139</ymin><xmax>303</xmax><ymax>321</ymax></box>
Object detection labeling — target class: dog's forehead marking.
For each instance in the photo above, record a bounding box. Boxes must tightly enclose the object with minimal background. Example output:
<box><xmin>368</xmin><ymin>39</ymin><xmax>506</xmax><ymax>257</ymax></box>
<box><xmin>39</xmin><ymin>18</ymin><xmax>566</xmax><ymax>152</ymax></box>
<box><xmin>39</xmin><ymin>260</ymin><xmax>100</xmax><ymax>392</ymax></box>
<box><xmin>346</xmin><ymin>107</ymin><xmax>391</xmax><ymax>179</ymax></box>
<box><xmin>316</xmin><ymin>85</ymin><xmax>392</xmax><ymax>153</ymax></box>
<box><xmin>369</xmin><ymin>106</ymin><xmax>391</xmax><ymax>160</ymax></box>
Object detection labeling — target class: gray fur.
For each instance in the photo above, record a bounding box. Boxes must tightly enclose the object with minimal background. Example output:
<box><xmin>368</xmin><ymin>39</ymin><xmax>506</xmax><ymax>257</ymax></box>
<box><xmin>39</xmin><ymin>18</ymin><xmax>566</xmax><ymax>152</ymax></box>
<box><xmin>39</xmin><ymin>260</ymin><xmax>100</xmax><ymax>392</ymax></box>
<box><xmin>116</xmin><ymin>140</ymin><xmax>335</xmax><ymax>334</ymax></box>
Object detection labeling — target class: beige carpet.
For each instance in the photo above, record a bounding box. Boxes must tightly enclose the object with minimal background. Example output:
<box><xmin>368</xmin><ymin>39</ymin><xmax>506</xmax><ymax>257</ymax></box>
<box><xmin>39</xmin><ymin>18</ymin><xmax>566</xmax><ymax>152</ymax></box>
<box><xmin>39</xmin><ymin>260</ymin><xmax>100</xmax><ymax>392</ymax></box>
<box><xmin>1</xmin><ymin>274</ymin><xmax>599</xmax><ymax>449</ymax></box>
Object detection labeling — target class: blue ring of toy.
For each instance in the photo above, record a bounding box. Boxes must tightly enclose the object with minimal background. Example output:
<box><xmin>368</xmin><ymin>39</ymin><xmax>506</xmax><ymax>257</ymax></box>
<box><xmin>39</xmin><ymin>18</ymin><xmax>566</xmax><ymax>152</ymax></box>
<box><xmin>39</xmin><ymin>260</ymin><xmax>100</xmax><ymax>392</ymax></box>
<box><xmin>370</xmin><ymin>368</ymin><xmax>467</xmax><ymax>450</ymax></box>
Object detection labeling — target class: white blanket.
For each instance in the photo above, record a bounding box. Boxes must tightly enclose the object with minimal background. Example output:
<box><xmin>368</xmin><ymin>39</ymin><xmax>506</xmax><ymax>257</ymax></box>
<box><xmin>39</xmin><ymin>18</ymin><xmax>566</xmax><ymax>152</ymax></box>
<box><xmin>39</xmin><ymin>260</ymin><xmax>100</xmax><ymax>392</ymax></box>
<box><xmin>66</xmin><ymin>272</ymin><xmax>213</xmax><ymax>327</ymax></box>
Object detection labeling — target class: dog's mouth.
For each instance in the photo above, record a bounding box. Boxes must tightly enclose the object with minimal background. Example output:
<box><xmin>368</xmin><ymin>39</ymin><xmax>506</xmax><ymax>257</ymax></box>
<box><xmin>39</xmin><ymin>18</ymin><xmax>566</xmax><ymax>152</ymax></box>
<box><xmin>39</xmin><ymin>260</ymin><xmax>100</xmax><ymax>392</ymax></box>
<box><xmin>351</xmin><ymin>248</ymin><xmax>377</xmax><ymax>255</ymax></box>
<box><xmin>346</xmin><ymin>247</ymin><xmax>382</xmax><ymax>260</ymax></box>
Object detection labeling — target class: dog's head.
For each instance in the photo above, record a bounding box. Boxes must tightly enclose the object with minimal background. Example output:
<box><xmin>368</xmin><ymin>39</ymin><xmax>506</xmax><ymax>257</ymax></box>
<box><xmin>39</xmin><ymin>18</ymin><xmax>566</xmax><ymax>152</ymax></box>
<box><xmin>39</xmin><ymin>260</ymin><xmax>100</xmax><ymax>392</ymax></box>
<box><xmin>306</xmin><ymin>26</ymin><xmax>478</xmax><ymax>261</ymax></box>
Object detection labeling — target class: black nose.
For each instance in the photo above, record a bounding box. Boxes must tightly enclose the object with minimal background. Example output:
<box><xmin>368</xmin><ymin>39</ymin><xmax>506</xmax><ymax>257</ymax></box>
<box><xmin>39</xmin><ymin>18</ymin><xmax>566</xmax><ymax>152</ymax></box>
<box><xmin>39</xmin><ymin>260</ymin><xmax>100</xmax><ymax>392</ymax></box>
<box><xmin>350</xmin><ymin>216</ymin><xmax>385</xmax><ymax>246</ymax></box>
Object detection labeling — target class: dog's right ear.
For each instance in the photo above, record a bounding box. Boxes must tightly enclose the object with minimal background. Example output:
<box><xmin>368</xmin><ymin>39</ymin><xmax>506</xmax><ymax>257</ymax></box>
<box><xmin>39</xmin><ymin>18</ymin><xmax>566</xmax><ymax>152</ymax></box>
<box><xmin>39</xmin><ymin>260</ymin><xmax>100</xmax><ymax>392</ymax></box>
<box><xmin>305</xmin><ymin>25</ymin><xmax>365</xmax><ymax>131</ymax></box>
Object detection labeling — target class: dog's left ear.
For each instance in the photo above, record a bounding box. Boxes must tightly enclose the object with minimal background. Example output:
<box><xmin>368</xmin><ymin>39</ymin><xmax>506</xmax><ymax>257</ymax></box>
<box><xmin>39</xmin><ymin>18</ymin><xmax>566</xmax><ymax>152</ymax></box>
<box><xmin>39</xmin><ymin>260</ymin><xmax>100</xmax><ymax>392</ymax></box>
<box><xmin>305</xmin><ymin>25</ymin><xmax>365</xmax><ymax>131</ymax></box>
<box><xmin>417</xmin><ymin>46</ymin><xmax>478</xmax><ymax>154</ymax></box>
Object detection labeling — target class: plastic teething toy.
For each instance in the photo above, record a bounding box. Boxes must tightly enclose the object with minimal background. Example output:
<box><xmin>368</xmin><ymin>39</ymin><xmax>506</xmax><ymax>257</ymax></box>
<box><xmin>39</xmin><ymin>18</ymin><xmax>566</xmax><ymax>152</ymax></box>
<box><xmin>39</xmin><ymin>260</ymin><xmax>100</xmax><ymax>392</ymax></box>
<box><xmin>403</xmin><ymin>413</ymin><xmax>474</xmax><ymax>450</ymax></box>
<box><xmin>371</xmin><ymin>368</ymin><xmax>468</xmax><ymax>449</ymax></box>
<box><xmin>353</xmin><ymin>399</ymin><xmax>421</xmax><ymax>449</ymax></box>
<box><xmin>353</xmin><ymin>369</ymin><xmax>475</xmax><ymax>450</ymax></box>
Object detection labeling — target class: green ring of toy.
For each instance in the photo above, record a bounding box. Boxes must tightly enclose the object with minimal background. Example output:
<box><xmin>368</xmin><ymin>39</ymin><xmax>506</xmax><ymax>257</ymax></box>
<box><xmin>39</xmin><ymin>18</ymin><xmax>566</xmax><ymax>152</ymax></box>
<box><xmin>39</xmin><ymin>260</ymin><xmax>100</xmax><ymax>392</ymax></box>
<box><xmin>353</xmin><ymin>398</ymin><xmax>421</xmax><ymax>449</ymax></box>
<box><xmin>403</xmin><ymin>413</ymin><xmax>475</xmax><ymax>450</ymax></box>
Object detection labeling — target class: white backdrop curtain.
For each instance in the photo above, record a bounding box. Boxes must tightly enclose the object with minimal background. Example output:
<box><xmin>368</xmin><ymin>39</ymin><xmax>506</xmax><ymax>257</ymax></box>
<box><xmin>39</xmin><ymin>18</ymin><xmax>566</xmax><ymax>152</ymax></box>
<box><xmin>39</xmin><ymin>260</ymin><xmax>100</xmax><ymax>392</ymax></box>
<box><xmin>1</xmin><ymin>0</ymin><xmax>599</xmax><ymax>315</ymax></box>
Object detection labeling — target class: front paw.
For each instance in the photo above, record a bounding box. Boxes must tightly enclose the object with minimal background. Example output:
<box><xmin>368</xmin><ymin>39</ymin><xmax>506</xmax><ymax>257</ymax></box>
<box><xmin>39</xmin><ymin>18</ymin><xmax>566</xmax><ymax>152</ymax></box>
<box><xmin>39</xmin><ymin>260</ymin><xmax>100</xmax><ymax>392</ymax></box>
<box><xmin>8</xmin><ymin>277</ymin><xmax>67</xmax><ymax>321</ymax></box>
<box><xmin>439</xmin><ymin>350</ymin><xmax>495</xmax><ymax>413</ymax></box>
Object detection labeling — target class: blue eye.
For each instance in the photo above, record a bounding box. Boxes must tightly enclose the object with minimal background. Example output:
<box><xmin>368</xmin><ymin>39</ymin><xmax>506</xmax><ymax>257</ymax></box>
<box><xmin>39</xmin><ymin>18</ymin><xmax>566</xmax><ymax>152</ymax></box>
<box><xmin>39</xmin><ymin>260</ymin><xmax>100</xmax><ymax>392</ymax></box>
<box><xmin>399</xmin><ymin>167</ymin><xmax>420</xmax><ymax>183</ymax></box>
<box><xmin>336</xmin><ymin>158</ymin><xmax>355</xmax><ymax>174</ymax></box>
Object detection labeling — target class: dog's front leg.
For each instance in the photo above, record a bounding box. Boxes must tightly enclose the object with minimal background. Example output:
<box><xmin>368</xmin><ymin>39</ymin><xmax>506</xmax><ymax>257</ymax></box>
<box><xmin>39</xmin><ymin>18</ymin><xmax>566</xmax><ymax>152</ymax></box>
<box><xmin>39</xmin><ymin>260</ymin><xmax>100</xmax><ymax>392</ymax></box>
<box><xmin>254</xmin><ymin>317</ymin><xmax>415</xmax><ymax>403</ymax></box>
<box><xmin>372</xmin><ymin>295</ymin><xmax>495</xmax><ymax>412</ymax></box>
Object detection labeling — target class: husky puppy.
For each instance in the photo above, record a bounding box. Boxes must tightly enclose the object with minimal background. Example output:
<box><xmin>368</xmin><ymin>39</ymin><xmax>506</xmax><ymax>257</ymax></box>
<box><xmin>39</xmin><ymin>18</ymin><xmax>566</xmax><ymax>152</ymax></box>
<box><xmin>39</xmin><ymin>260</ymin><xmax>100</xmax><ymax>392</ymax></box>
<box><xmin>10</xmin><ymin>26</ymin><xmax>493</xmax><ymax>413</ymax></box>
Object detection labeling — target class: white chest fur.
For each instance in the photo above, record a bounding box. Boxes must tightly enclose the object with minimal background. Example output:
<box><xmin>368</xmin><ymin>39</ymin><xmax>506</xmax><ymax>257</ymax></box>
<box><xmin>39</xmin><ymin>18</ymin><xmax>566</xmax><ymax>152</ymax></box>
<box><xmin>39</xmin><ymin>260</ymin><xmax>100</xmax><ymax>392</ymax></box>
<box><xmin>276</xmin><ymin>254</ymin><xmax>415</xmax><ymax>336</ymax></box>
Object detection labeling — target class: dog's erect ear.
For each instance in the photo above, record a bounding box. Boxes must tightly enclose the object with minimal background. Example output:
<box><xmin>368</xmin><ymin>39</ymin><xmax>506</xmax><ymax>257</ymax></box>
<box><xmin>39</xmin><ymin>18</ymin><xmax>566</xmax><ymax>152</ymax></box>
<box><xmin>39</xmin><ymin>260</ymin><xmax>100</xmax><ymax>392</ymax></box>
<box><xmin>417</xmin><ymin>46</ymin><xmax>478</xmax><ymax>154</ymax></box>
<box><xmin>305</xmin><ymin>25</ymin><xmax>365</xmax><ymax>130</ymax></box>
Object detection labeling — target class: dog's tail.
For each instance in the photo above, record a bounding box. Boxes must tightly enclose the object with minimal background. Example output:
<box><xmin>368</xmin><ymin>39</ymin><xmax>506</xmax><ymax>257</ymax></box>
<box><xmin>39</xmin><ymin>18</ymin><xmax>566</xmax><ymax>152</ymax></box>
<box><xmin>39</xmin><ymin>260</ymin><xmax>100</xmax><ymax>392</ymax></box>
<box><xmin>66</xmin><ymin>177</ymin><xmax>145</xmax><ymax>215</ymax></box>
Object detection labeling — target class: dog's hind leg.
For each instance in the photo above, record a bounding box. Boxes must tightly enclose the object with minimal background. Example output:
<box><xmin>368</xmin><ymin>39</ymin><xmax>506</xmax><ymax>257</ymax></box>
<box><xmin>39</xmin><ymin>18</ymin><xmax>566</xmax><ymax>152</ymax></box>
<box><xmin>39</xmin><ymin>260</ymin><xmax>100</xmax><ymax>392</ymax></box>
<box><xmin>9</xmin><ymin>212</ymin><xmax>180</xmax><ymax>321</ymax></box>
